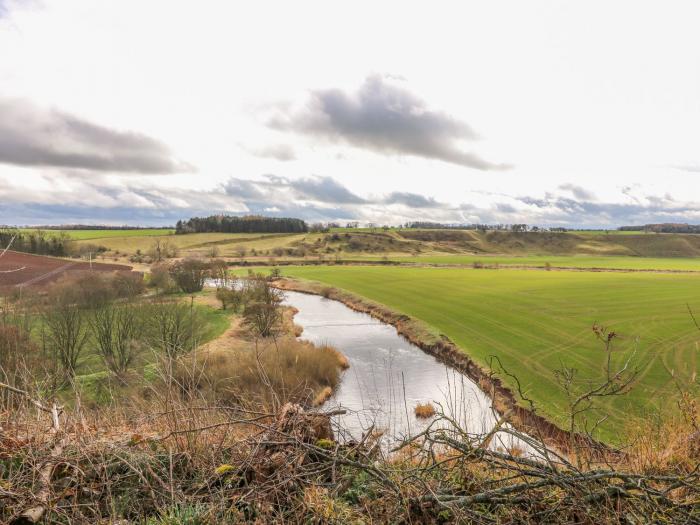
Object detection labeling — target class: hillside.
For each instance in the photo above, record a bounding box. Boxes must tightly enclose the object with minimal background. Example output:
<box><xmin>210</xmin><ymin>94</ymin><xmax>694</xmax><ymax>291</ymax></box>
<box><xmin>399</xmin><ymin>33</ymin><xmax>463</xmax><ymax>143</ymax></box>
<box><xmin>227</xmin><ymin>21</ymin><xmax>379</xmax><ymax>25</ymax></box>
<box><xmin>68</xmin><ymin>228</ymin><xmax>700</xmax><ymax>267</ymax></box>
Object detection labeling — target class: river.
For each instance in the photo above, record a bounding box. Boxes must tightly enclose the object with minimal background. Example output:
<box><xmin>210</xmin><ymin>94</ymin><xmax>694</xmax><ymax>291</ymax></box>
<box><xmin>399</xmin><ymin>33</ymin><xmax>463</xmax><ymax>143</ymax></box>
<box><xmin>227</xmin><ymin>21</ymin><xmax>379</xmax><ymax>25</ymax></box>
<box><xmin>283</xmin><ymin>289</ymin><xmax>529</xmax><ymax>451</ymax></box>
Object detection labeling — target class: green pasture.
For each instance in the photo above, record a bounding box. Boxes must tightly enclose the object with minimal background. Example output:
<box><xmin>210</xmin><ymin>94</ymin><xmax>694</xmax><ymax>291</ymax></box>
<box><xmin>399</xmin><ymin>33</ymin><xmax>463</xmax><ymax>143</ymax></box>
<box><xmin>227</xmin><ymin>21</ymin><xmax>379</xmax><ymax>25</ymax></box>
<box><xmin>77</xmin><ymin>232</ymin><xmax>282</xmax><ymax>254</ymax></box>
<box><xmin>279</xmin><ymin>265</ymin><xmax>700</xmax><ymax>442</ymax></box>
<box><xmin>21</xmin><ymin>228</ymin><xmax>175</xmax><ymax>240</ymax></box>
<box><xmin>348</xmin><ymin>254</ymin><xmax>700</xmax><ymax>271</ymax></box>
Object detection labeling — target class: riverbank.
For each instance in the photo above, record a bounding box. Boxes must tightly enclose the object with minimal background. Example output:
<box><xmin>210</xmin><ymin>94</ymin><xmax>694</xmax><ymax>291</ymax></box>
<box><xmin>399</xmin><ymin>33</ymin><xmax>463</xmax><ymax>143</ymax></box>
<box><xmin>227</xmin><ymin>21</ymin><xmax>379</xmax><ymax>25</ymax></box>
<box><xmin>274</xmin><ymin>277</ymin><xmax>608</xmax><ymax>454</ymax></box>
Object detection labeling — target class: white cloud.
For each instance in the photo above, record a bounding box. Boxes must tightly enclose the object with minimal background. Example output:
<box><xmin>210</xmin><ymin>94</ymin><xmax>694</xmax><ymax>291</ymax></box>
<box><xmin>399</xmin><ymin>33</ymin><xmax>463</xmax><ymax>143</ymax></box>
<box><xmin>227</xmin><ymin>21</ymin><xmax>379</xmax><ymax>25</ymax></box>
<box><xmin>1</xmin><ymin>1</ymin><xmax>700</xmax><ymax>226</ymax></box>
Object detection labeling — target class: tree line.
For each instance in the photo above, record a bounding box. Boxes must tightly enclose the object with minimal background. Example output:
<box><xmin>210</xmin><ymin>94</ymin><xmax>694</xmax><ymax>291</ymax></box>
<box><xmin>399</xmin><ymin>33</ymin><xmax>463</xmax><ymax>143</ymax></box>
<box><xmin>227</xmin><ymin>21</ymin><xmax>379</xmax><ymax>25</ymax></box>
<box><xmin>175</xmin><ymin>215</ymin><xmax>307</xmax><ymax>234</ymax></box>
<box><xmin>619</xmin><ymin>223</ymin><xmax>700</xmax><ymax>233</ymax></box>
<box><xmin>0</xmin><ymin>228</ymin><xmax>72</xmax><ymax>257</ymax></box>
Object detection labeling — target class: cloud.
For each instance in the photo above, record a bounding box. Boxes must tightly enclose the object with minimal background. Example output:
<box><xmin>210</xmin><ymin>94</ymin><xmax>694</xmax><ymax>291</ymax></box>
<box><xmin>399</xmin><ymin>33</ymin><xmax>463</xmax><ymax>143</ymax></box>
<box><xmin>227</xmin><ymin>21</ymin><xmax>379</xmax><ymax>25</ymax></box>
<box><xmin>245</xmin><ymin>143</ymin><xmax>297</xmax><ymax>161</ymax></box>
<box><xmin>508</xmin><ymin>191</ymin><xmax>700</xmax><ymax>227</ymax></box>
<box><xmin>383</xmin><ymin>192</ymin><xmax>440</xmax><ymax>208</ymax></box>
<box><xmin>673</xmin><ymin>164</ymin><xmax>700</xmax><ymax>173</ymax></box>
<box><xmin>558</xmin><ymin>183</ymin><xmax>596</xmax><ymax>201</ymax></box>
<box><xmin>292</xmin><ymin>176</ymin><xmax>366</xmax><ymax>204</ymax></box>
<box><xmin>267</xmin><ymin>75</ymin><xmax>510</xmax><ymax>171</ymax></box>
<box><xmin>0</xmin><ymin>98</ymin><xmax>193</xmax><ymax>174</ymax></box>
<box><xmin>4</xmin><ymin>169</ymin><xmax>697</xmax><ymax>228</ymax></box>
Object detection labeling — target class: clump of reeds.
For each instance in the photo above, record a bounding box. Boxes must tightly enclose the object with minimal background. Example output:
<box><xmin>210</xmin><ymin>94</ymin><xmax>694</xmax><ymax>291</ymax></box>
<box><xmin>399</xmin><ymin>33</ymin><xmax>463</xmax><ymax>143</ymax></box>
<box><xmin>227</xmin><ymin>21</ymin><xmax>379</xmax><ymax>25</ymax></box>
<box><xmin>176</xmin><ymin>337</ymin><xmax>348</xmax><ymax>408</ymax></box>
<box><xmin>414</xmin><ymin>402</ymin><xmax>436</xmax><ymax>419</ymax></box>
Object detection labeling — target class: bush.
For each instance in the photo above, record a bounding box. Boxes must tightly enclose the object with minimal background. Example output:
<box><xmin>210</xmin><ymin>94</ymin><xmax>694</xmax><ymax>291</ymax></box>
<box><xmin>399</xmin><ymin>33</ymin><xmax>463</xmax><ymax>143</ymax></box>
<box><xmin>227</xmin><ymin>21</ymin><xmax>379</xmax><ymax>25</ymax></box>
<box><xmin>46</xmin><ymin>271</ymin><xmax>145</xmax><ymax>309</ymax></box>
<box><xmin>242</xmin><ymin>276</ymin><xmax>283</xmax><ymax>337</ymax></box>
<box><xmin>215</xmin><ymin>287</ymin><xmax>242</xmax><ymax>311</ymax></box>
<box><xmin>148</xmin><ymin>263</ymin><xmax>177</xmax><ymax>293</ymax></box>
<box><xmin>169</xmin><ymin>258</ymin><xmax>211</xmax><ymax>293</ymax></box>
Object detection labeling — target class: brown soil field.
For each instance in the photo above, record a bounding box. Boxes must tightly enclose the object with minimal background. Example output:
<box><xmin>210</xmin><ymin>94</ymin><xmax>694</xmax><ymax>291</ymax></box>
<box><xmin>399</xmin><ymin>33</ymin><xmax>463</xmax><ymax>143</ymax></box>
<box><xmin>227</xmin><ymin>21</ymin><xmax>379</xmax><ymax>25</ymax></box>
<box><xmin>0</xmin><ymin>250</ymin><xmax>132</xmax><ymax>291</ymax></box>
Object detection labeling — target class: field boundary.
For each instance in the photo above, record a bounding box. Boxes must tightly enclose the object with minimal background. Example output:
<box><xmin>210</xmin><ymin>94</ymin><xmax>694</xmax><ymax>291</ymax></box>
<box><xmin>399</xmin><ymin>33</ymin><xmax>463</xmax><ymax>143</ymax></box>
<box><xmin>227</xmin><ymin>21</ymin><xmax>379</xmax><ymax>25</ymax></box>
<box><xmin>274</xmin><ymin>277</ymin><xmax>612</xmax><ymax>454</ymax></box>
<box><xmin>230</xmin><ymin>258</ymin><xmax>700</xmax><ymax>274</ymax></box>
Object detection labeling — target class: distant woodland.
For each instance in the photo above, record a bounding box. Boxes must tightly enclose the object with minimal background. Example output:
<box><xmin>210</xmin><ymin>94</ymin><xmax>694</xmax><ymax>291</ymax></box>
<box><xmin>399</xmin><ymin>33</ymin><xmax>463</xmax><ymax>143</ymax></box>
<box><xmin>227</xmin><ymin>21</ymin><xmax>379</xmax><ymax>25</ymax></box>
<box><xmin>175</xmin><ymin>215</ymin><xmax>308</xmax><ymax>234</ymax></box>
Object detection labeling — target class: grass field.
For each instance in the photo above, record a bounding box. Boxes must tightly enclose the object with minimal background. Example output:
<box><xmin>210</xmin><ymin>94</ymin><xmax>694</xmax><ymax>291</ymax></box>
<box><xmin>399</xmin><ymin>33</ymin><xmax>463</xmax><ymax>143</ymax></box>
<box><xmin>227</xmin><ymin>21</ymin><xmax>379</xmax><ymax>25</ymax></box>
<box><xmin>81</xmin><ymin>232</ymin><xmax>279</xmax><ymax>255</ymax></box>
<box><xmin>279</xmin><ymin>265</ymin><xmax>700</xmax><ymax>441</ymax></box>
<box><xmin>21</xmin><ymin>228</ymin><xmax>175</xmax><ymax>240</ymax></box>
<box><xmin>351</xmin><ymin>254</ymin><xmax>700</xmax><ymax>271</ymax></box>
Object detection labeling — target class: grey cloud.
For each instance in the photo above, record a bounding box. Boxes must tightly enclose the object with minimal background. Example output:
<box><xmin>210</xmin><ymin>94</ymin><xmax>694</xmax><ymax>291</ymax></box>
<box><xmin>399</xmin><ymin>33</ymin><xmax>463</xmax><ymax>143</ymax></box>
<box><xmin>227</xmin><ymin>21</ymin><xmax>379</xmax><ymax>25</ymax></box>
<box><xmin>268</xmin><ymin>75</ymin><xmax>510</xmax><ymax>171</ymax></box>
<box><xmin>558</xmin><ymin>183</ymin><xmax>596</xmax><ymax>201</ymax></box>
<box><xmin>673</xmin><ymin>164</ymin><xmax>700</xmax><ymax>173</ymax></box>
<box><xmin>508</xmin><ymin>192</ymin><xmax>700</xmax><ymax>227</ymax></box>
<box><xmin>247</xmin><ymin>144</ymin><xmax>297</xmax><ymax>161</ymax></box>
<box><xmin>224</xmin><ymin>175</ymin><xmax>366</xmax><ymax>205</ymax></box>
<box><xmin>0</xmin><ymin>98</ymin><xmax>193</xmax><ymax>174</ymax></box>
<box><xmin>223</xmin><ymin>175</ymin><xmax>448</xmax><ymax>210</ymax></box>
<box><xmin>384</xmin><ymin>192</ymin><xmax>440</xmax><ymax>208</ymax></box>
<box><xmin>293</xmin><ymin>176</ymin><xmax>366</xmax><ymax>204</ymax></box>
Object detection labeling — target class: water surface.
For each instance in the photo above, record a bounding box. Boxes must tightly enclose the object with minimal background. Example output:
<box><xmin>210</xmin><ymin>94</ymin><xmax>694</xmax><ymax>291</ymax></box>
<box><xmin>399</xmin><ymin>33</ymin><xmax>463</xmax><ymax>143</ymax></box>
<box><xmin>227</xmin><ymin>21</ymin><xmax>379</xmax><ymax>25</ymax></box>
<box><xmin>283</xmin><ymin>290</ymin><xmax>521</xmax><ymax>448</ymax></box>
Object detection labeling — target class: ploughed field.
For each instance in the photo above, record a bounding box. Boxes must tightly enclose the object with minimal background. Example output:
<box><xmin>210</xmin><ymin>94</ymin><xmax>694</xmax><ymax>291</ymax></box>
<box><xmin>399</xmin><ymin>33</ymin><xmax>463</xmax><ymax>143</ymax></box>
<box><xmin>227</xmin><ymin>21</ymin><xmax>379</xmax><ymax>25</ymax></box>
<box><xmin>0</xmin><ymin>250</ymin><xmax>131</xmax><ymax>289</ymax></box>
<box><xmin>280</xmin><ymin>265</ymin><xmax>700</xmax><ymax>442</ymax></box>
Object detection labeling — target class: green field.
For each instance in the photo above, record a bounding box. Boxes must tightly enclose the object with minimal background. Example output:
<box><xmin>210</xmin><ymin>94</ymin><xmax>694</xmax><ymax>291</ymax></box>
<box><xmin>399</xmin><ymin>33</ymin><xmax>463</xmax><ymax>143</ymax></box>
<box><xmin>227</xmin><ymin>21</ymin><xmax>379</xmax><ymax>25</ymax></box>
<box><xmin>351</xmin><ymin>254</ymin><xmax>700</xmax><ymax>271</ymax></box>
<box><xmin>279</xmin><ymin>265</ymin><xmax>700</xmax><ymax>441</ymax></box>
<box><xmin>22</xmin><ymin>228</ymin><xmax>175</xmax><ymax>240</ymax></box>
<box><xmin>78</xmin><ymin>232</ymin><xmax>281</xmax><ymax>254</ymax></box>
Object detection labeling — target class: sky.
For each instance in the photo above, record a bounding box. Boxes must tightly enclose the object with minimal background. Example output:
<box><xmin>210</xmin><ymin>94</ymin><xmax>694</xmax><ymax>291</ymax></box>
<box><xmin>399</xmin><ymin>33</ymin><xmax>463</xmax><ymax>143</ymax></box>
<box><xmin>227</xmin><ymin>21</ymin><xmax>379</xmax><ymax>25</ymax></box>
<box><xmin>1</xmin><ymin>0</ymin><xmax>699</xmax><ymax>228</ymax></box>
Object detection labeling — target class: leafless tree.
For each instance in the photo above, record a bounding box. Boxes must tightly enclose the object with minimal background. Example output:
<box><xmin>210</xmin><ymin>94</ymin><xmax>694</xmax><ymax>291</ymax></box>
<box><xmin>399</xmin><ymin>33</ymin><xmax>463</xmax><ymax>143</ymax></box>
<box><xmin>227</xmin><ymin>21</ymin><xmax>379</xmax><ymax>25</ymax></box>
<box><xmin>90</xmin><ymin>303</ymin><xmax>142</xmax><ymax>378</ymax></box>
<box><xmin>43</xmin><ymin>301</ymin><xmax>89</xmax><ymax>380</ymax></box>
<box><xmin>242</xmin><ymin>276</ymin><xmax>283</xmax><ymax>337</ymax></box>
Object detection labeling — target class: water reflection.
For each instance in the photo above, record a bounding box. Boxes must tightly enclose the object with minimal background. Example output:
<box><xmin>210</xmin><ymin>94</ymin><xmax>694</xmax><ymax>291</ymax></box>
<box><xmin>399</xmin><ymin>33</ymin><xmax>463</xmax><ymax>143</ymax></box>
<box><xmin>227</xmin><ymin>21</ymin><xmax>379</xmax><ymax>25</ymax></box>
<box><xmin>283</xmin><ymin>290</ymin><xmax>527</xmax><ymax>451</ymax></box>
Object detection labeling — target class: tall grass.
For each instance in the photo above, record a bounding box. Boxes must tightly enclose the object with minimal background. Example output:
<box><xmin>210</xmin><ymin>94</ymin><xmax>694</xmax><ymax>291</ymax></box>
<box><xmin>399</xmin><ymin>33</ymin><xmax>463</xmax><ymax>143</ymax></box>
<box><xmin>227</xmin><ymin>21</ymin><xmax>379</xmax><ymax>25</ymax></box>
<box><xmin>176</xmin><ymin>337</ymin><xmax>346</xmax><ymax>408</ymax></box>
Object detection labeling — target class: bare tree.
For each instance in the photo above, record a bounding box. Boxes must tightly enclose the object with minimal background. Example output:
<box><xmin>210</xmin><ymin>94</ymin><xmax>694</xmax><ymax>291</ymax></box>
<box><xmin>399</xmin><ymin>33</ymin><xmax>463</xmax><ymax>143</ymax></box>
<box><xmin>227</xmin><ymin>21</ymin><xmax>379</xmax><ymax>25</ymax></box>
<box><xmin>146</xmin><ymin>300</ymin><xmax>202</xmax><ymax>360</ymax></box>
<box><xmin>90</xmin><ymin>304</ymin><xmax>142</xmax><ymax>378</ymax></box>
<box><xmin>169</xmin><ymin>258</ymin><xmax>211</xmax><ymax>293</ymax></box>
<box><xmin>555</xmin><ymin>323</ymin><xmax>638</xmax><ymax>465</ymax></box>
<box><xmin>43</xmin><ymin>301</ymin><xmax>89</xmax><ymax>380</ymax></box>
<box><xmin>242</xmin><ymin>276</ymin><xmax>283</xmax><ymax>337</ymax></box>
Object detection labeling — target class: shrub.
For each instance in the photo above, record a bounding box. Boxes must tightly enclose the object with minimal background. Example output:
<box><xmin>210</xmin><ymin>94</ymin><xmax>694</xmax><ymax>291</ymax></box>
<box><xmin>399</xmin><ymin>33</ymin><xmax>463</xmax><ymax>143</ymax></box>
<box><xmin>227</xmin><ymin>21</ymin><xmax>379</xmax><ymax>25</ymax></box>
<box><xmin>148</xmin><ymin>263</ymin><xmax>177</xmax><ymax>293</ymax></box>
<box><xmin>169</xmin><ymin>258</ymin><xmax>211</xmax><ymax>293</ymax></box>
<box><xmin>242</xmin><ymin>276</ymin><xmax>283</xmax><ymax>337</ymax></box>
<box><xmin>215</xmin><ymin>287</ymin><xmax>242</xmax><ymax>311</ymax></box>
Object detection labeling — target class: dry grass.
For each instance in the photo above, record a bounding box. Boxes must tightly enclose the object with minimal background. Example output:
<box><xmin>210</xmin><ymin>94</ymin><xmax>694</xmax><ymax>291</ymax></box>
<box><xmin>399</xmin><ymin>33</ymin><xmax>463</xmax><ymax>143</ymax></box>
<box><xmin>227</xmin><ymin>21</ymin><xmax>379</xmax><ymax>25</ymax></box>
<box><xmin>176</xmin><ymin>336</ymin><xmax>347</xmax><ymax>409</ymax></box>
<box><xmin>414</xmin><ymin>402</ymin><xmax>436</xmax><ymax>419</ymax></box>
